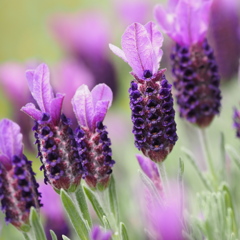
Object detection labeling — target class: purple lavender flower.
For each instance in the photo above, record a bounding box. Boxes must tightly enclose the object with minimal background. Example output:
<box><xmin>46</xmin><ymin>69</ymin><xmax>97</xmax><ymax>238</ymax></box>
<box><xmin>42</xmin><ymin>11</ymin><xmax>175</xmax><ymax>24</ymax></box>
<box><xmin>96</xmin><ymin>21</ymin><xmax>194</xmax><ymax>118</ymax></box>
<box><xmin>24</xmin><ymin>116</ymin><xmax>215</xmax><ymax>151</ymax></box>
<box><xmin>0</xmin><ymin>119</ymin><xmax>42</xmax><ymax>228</ymax></box>
<box><xmin>155</xmin><ymin>0</ymin><xmax>222</xmax><ymax>128</ymax></box>
<box><xmin>136</xmin><ymin>154</ymin><xmax>162</xmax><ymax>193</ymax></box>
<box><xmin>208</xmin><ymin>0</ymin><xmax>240</xmax><ymax>80</ymax></box>
<box><xmin>38</xmin><ymin>181</ymin><xmax>70</xmax><ymax>240</ymax></box>
<box><xmin>109</xmin><ymin>22</ymin><xmax>178</xmax><ymax>162</ymax></box>
<box><xmin>49</xmin><ymin>11</ymin><xmax>118</xmax><ymax>97</ymax></box>
<box><xmin>233</xmin><ymin>107</ymin><xmax>240</xmax><ymax>138</ymax></box>
<box><xmin>90</xmin><ymin>225</ymin><xmax>112</xmax><ymax>240</ymax></box>
<box><xmin>21</xmin><ymin>63</ymin><xmax>83</xmax><ymax>191</ymax></box>
<box><xmin>72</xmin><ymin>84</ymin><xmax>115</xmax><ymax>190</ymax></box>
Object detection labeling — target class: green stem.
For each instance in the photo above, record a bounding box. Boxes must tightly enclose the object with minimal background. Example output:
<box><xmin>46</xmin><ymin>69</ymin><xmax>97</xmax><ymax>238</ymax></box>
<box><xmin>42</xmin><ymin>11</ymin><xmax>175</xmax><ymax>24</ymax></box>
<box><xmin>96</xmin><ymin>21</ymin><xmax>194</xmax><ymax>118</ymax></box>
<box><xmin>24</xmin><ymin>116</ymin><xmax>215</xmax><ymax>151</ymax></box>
<box><xmin>157</xmin><ymin>162</ymin><xmax>169</xmax><ymax>201</ymax></box>
<box><xmin>22</xmin><ymin>232</ymin><xmax>31</xmax><ymax>240</ymax></box>
<box><xmin>198</xmin><ymin>128</ymin><xmax>218</xmax><ymax>186</ymax></box>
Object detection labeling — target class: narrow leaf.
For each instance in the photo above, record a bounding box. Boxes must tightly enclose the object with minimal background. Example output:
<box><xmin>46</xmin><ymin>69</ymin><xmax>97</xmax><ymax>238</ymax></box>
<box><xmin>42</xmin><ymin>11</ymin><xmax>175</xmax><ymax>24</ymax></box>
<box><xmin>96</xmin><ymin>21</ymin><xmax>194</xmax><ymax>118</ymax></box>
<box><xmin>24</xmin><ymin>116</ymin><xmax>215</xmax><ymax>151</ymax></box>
<box><xmin>83</xmin><ymin>186</ymin><xmax>107</xmax><ymax>226</ymax></box>
<box><xmin>120</xmin><ymin>222</ymin><xmax>129</xmax><ymax>240</ymax></box>
<box><xmin>60</xmin><ymin>189</ymin><xmax>89</xmax><ymax>240</ymax></box>
<box><xmin>30</xmin><ymin>207</ymin><xmax>47</xmax><ymax>240</ymax></box>
<box><xmin>108</xmin><ymin>175</ymin><xmax>120</xmax><ymax>225</ymax></box>
<box><xmin>219</xmin><ymin>132</ymin><xmax>226</xmax><ymax>179</ymax></box>
<box><xmin>103</xmin><ymin>215</ymin><xmax>111</xmax><ymax>230</ymax></box>
<box><xmin>50</xmin><ymin>230</ymin><xmax>58</xmax><ymax>240</ymax></box>
<box><xmin>75</xmin><ymin>185</ymin><xmax>92</xmax><ymax>227</ymax></box>
<box><xmin>62</xmin><ymin>236</ymin><xmax>71</xmax><ymax>240</ymax></box>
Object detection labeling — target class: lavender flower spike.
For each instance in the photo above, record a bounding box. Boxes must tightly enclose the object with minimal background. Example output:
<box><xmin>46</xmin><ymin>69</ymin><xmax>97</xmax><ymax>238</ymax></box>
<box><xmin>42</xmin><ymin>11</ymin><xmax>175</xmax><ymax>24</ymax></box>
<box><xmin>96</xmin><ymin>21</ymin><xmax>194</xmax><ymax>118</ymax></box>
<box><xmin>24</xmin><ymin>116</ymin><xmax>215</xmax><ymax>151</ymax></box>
<box><xmin>0</xmin><ymin>119</ymin><xmax>42</xmax><ymax>228</ymax></box>
<box><xmin>155</xmin><ymin>0</ymin><xmax>222</xmax><ymax>127</ymax></box>
<box><xmin>110</xmin><ymin>22</ymin><xmax>178</xmax><ymax>162</ymax></box>
<box><xmin>72</xmin><ymin>84</ymin><xmax>115</xmax><ymax>190</ymax></box>
<box><xmin>21</xmin><ymin>63</ymin><xmax>83</xmax><ymax>191</ymax></box>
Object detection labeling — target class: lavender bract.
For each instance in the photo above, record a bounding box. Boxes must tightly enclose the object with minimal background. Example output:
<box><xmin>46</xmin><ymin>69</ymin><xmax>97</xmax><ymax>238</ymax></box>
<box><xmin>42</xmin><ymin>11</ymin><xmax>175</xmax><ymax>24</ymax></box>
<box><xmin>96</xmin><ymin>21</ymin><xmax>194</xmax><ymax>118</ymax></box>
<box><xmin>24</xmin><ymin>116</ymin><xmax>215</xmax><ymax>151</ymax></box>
<box><xmin>233</xmin><ymin>108</ymin><xmax>240</xmax><ymax>138</ymax></box>
<box><xmin>155</xmin><ymin>0</ymin><xmax>222</xmax><ymax>128</ymax></box>
<box><xmin>72</xmin><ymin>84</ymin><xmax>115</xmax><ymax>190</ymax></box>
<box><xmin>109</xmin><ymin>22</ymin><xmax>178</xmax><ymax>162</ymax></box>
<box><xmin>0</xmin><ymin>119</ymin><xmax>42</xmax><ymax>228</ymax></box>
<box><xmin>21</xmin><ymin>63</ymin><xmax>83</xmax><ymax>191</ymax></box>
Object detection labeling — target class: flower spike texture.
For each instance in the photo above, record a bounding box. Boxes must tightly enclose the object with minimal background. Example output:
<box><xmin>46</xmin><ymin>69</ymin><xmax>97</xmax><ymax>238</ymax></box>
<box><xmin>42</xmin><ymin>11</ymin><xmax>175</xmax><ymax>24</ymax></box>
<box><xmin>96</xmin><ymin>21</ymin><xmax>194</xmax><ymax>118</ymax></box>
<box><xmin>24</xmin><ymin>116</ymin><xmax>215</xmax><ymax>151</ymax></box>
<box><xmin>155</xmin><ymin>0</ymin><xmax>222</xmax><ymax>127</ymax></box>
<box><xmin>21</xmin><ymin>63</ymin><xmax>83</xmax><ymax>191</ymax></box>
<box><xmin>72</xmin><ymin>84</ymin><xmax>115</xmax><ymax>190</ymax></box>
<box><xmin>0</xmin><ymin>119</ymin><xmax>42</xmax><ymax>228</ymax></box>
<box><xmin>110</xmin><ymin>22</ymin><xmax>178</xmax><ymax>162</ymax></box>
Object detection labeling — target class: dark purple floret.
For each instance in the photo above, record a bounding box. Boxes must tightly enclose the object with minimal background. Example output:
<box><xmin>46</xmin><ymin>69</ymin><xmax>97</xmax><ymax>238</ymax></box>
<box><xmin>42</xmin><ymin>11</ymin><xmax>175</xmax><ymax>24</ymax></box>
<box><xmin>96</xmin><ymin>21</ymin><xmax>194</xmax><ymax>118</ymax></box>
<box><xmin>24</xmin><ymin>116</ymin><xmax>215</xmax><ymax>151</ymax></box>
<box><xmin>75</xmin><ymin>121</ymin><xmax>115</xmax><ymax>190</ymax></box>
<box><xmin>233</xmin><ymin>108</ymin><xmax>240</xmax><ymax>138</ymax></box>
<box><xmin>33</xmin><ymin>113</ymin><xmax>83</xmax><ymax>190</ymax></box>
<box><xmin>171</xmin><ymin>39</ymin><xmax>221</xmax><ymax>127</ymax></box>
<box><xmin>129</xmin><ymin>70</ymin><xmax>178</xmax><ymax>162</ymax></box>
<box><xmin>0</xmin><ymin>155</ymin><xmax>42</xmax><ymax>228</ymax></box>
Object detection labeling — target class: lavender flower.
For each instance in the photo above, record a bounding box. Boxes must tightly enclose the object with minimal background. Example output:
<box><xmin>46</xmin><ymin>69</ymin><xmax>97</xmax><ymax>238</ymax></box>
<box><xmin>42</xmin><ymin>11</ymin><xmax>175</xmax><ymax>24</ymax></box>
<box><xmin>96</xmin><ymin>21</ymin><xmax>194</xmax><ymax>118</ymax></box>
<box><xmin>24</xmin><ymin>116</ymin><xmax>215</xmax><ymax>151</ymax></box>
<box><xmin>233</xmin><ymin>108</ymin><xmax>240</xmax><ymax>138</ymax></box>
<box><xmin>38</xmin><ymin>181</ymin><xmax>70</xmax><ymax>240</ymax></box>
<box><xmin>21</xmin><ymin>63</ymin><xmax>83</xmax><ymax>191</ymax></box>
<box><xmin>155</xmin><ymin>0</ymin><xmax>222</xmax><ymax>128</ymax></box>
<box><xmin>109</xmin><ymin>22</ymin><xmax>178</xmax><ymax>162</ymax></box>
<box><xmin>90</xmin><ymin>225</ymin><xmax>112</xmax><ymax>240</ymax></box>
<box><xmin>0</xmin><ymin>119</ymin><xmax>42</xmax><ymax>228</ymax></box>
<box><xmin>72</xmin><ymin>84</ymin><xmax>115</xmax><ymax>190</ymax></box>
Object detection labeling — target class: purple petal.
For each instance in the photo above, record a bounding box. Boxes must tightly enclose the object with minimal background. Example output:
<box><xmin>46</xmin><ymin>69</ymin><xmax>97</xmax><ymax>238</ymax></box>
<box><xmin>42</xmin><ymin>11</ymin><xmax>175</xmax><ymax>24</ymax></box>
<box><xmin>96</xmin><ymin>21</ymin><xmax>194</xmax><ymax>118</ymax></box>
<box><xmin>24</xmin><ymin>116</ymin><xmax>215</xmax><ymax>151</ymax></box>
<box><xmin>21</xmin><ymin>103</ymin><xmax>42</xmax><ymax>121</ymax></box>
<box><xmin>90</xmin><ymin>226</ymin><xmax>112</xmax><ymax>240</ymax></box>
<box><xmin>50</xmin><ymin>93</ymin><xmax>65</xmax><ymax>125</ymax></box>
<box><xmin>108</xmin><ymin>44</ymin><xmax>128</xmax><ymax>63</ymax></box>
<box><xmin>72</xmin><ymin>85</ymin><xmax>94</xmax><ymax>130</ymax></box>
<box><xmin>0</xmin><ymin>119</ymin><xmax>23</xmax><ymax>160</ymax></box>
<box><xmin>91</xmin><ymin>84</ymin><xmax>113</xmax><ymax>110</ymax></box>
<box><xmin>121</xmin><ymin>22</ymin><xmax>154</xmax><ymax>78</ymax></box>
<box><xmin>28</xmin><ymin>63</ymin><xmax>54</xmax><ymax>113</ymax></box>
<box><xmin>92</xmin><ymin>101</ymin><xmax>110</xmax><ymax>129</ymax></box>
<box><xmin>26</xmin><ymin>69</ymin><xmax>34</xmax><ymax>93</ymax></box>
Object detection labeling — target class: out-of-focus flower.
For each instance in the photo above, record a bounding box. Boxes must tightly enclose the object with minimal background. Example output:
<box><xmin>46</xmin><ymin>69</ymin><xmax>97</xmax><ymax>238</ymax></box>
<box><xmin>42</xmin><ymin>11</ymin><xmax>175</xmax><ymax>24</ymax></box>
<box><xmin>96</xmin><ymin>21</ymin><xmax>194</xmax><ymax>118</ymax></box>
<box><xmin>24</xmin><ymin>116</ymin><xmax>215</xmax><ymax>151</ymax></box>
<box><xmin>51</xmin><ymin>59</ymin><xmax>94</xmax><ymax>128</ymax></box>
<box><xmin>21</xmin><ymin>63</ymin><xmax>83</xmax><ymax>191</ymax></box>
<box><xmin>39</xmin><ymin>181</ymin><xmax>70</xmax><ymax>240</ymax></box>
<box><xmin>49</xmin><ymin>11</ymin><xmax>118</xmax><ymax>97</ymax></box>
<box><xmin>109</xmin><ymin>22</ymin><xmax>178</xmax><ymax>162</ymax></box>
<box><xmin>142</xmin><ymin>182</ymin><xmax>183</xmax><ymax>240</ymax></box>
<box><xmin>0</xmin><ymin>62</ymin><xmax>36</xmax><ymax>151</ymax></box>
<box><xmin>72</xmin><ymin>84</ymin><xmax>115</xmax><ymax>190</ymax></box>
<box><xmin>208</xmin><ymin>0</ymin><xmax>240</xmax><ymax>80</ymax></box>
<box><xmin>90</xmin><ymin>225</ymin><xmax>112</xmax><ymax>240</ymax></box>
<box><xmin>114</xmin><ymin>0</ymin><xmax>153</xmax><ymax>25</ymax></box>
<box><xmin>136</xmin><ymin>154</ymin><xmax>162</xmax><ymax>193</ymax></box>
<box><xmin>0</xmin><ymin>119</ymin><xmax>42</xmax><ymax>229</ymax></box>
<box><xmin>233</xmin><ymin>107</ymin><xmax>240</xmax><ymax>138</ymax></box>
<box><xmin>155</xmin><ymin>0</ymin><xmax>222</xmax><ymax>128</ymax></box>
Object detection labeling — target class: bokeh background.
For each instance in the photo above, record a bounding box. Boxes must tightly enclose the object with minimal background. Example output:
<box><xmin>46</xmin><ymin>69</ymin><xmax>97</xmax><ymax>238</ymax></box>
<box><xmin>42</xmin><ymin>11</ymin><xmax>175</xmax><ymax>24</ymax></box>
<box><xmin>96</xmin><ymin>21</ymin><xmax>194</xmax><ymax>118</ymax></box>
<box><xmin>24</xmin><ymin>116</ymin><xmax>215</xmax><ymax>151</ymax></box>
<box><xmin>0</xmin><ymin>0</ymin><xmax>240</xmax><ymax>239</ymax></box>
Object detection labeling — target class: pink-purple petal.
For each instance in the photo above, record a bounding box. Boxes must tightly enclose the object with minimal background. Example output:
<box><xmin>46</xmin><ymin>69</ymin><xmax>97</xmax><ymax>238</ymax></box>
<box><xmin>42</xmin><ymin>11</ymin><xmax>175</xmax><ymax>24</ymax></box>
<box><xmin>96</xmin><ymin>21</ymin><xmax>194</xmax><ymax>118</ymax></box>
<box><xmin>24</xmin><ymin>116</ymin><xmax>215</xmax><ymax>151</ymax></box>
<box><xmin>0</xmin><ymin>154</ymin><xmax>12</xmax><ymax>171</ymax></box>
<box><xmin>72</xmin><ymin>84</ymin><xmax>94</xmax><ymax>130</ymax></box>
<box><xmin>21</xmin><ymin>103</ymin><xmax>43</xmax><ymax>121</ymax></box>
<box><xmin>108</xmin><ymin>44</ymin><xmax>128</xmax><ymax>63</ymax></box>
<box><xmin>26</xmin><ymin>69</ymin><xmax>34</xmax><ymax>93</ymax></box>
<box><xmin>0</xmin><ymin>119</ymin><xmax>23</xmax><ymax>160</ymax></box>
<box><xmin>50</xmin><ymin>93</ymin><xmax>65</xmax><ymax>125</ymax></box>
<box><xmin>92</xmin><ymin>100</ymin><xmax>110</xmax><ymax>129</ymax></box>
<box><xmin>30</xmin><ymin>63</ymin><xmax>54</xmax><ymax>113</ymax></box>
<box><xmin>91</xmin><ymin>84</ymin><xmax>113</xmax><ymax>110</ymax></box>
<box><xmin>121</xmin><ymin>22</ymin><xmax>154</xmax><ymax>78</ymax></box>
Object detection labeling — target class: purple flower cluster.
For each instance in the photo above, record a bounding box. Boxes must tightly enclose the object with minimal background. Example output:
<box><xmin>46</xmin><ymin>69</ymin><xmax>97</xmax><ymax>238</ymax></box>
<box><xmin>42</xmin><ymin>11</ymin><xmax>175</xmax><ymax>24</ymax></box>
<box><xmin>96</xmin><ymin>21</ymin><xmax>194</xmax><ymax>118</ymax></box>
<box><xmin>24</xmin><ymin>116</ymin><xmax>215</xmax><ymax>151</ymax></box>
<box><xmin>155</xmin><ymin>0</ymin><xmax>222</xmax><ymax>128</ymax></box>
<box><xmin>21</xmin><ymin>64</ymin><xmax>114</xmax><ymax>191</ymax></box>
<box><xmin>110</xmin><ymin>22</ymin><xmax>178</xmax><ymax>162</ymax></box>
<box><xmin>233</xmin><ymin>108</ymin><xmax>240</xmax><ymax>138</ymax></box>
<box><xmin>0</xmin><ymin>119</ymin><xmax>42</xmax><ymax>228</ymax></box>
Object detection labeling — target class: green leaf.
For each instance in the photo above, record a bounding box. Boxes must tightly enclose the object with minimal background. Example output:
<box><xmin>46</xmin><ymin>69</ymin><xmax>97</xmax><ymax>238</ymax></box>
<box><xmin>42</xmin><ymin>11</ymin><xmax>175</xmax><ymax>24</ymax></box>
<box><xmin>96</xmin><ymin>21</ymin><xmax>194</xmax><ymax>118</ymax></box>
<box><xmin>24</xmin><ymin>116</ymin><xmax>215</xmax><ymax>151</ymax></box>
<box><xmin>60</xmin><ymin>189</ymin><xmax>89</xmax><ymax>240</ymax></box>
<box><xmin>83</xmin><ymin>186</ymin><xmax>108</xmax><ymax>226</ymax></box>
<box><xmin>120</xmin><ymin>222</ymin><xmax>129</xmax><ymax>240</ymax></box>
<box><xmin>74</xmin><ymin>185</ymin><xmax>92</xmax><ymax>227</ymax></box>
<box><xmin>50</xmin><ymin>230</ymin><xmax>58</xmax><ymax>240</ymax></box>
<box><xmin>62</xmin><ymin>236</ymin><xmax>71</xmax><ymax>240</ymax></box>
<box><xmin>29</xmin><ymin>207</ymin><xmax>47</xmax><ymax>240</ymax></box>
<box><xmin>226</xmin><ymin>145</ymin><xmax>240</xmax><ymax>170</ymax></box>
<box><xmin>108</xmin><ymin>175</ymin><xmax>120</xmax><ymax>225</ymax></box>
<box><xmin>219</xmin><ymin>132</ymin><xmax>226</xmax><ymax>179</ymax></box>
<box><xmin>102</xmin><ymin>215</ymin><xmax>111</xmax><ymax>230</ymax></box>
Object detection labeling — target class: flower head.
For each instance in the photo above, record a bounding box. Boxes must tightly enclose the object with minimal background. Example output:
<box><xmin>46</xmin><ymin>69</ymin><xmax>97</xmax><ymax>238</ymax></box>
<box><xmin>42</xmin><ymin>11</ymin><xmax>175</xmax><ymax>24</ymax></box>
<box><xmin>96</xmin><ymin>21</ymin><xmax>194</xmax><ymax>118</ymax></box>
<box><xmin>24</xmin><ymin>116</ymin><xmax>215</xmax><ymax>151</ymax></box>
<box><xmin>155</xmin><ymin>0</ymin><xmax>213</xmax><ymax>45</ymax></box>
<box><xmin>109</xmin><ymin>22</ymin><xmax>163</xmax><ymax>80</ymax></box>
<box><xmin>72</xmin><ymin>84</ymin><xmax>115</xmax><ymax>190</ymax></box>
<box><xmin>110</xmin><ymin>22</ymin><xmax>178</xmax><ymax>162</ymax></box>
<box><xmin>233</xmin><ymin>107</ymin><xmax>240</xmax><ymax>138</ymax></box>
<box><xmin>0</xmin><ymin>119</ymin><xmax>42</xmax><ymax>228</ymax></box>
<box><xmin>21</xmin><ymin>63</ymin><xmax>83</xmax><ymax>191</ymax></box>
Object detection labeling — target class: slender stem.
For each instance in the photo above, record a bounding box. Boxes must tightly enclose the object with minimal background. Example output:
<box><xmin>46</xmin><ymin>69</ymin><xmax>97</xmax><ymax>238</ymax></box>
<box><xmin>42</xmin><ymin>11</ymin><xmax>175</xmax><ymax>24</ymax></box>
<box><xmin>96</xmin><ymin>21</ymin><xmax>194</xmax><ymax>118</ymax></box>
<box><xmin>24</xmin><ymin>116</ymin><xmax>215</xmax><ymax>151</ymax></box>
<box><xmin>22</xmin><ymin>232</ymin><xmax>31</xmax><ymax>240</ymax></box>
<box><xmin>198</xmin><ymin>128</ymin><xmax>217</xmax><ymax>186</ymax></box>
<box><xmin>157</xmin><ymin>162</ymin><xmax>169</xmax><ymax>201</ymax></box>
